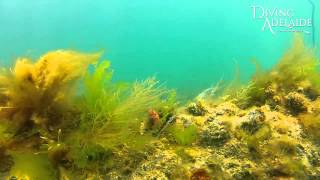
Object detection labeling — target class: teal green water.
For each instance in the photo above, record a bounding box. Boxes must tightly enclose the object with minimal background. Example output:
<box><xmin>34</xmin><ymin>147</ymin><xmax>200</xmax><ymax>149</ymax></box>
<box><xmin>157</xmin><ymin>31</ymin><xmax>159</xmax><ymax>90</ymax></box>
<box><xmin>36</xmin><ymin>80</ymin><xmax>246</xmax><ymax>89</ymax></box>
<box><xmin>0</xmin><ymin>0</ymin><xmax>319</xmax><ymax>100</ymax></box>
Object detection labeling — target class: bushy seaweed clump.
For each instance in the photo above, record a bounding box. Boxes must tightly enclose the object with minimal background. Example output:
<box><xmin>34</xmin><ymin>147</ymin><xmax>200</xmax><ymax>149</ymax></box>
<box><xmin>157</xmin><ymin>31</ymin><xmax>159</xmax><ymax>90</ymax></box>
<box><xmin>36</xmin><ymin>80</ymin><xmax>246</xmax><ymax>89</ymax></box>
<box><xmin>63</xmin><ymin>69</ymin><xmax>176</xmax><ymax>176</ymax></box>
<box><xmin>68</xmin><ymin>61</ymin><xmax>177</xmax><ymax>149</ymax></box>
<box><xmin>0</xmin><ymin>50</ymin><xmax>177</xmax><ymax>179</ymax></box>
<box><xmin>58</xmin><ymin>58</ymin><xmax>176</xmax><ymax>173</ymax></box>
<box><xmin>0</xmin><ymin>50</ymin><xmax>101</xmax><ymax>132</ymax></box>
<box><xmin>0</xmin><ymin>50</ymin><xmax>102</xmax><ymax>179</ymax></box>
<box><xmin>216</xmin><ymin>35</ymin><xmax>320</xmax><ymax>109</ymax></box>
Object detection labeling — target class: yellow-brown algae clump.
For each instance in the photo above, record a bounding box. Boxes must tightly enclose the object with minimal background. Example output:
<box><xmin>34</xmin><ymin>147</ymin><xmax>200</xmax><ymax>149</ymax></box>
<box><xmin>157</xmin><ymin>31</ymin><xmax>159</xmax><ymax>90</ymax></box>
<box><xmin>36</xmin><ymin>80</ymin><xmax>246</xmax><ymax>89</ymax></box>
<box><xmin>0</xmin><ymin>50</ymin><xmax>101</xmax><ymax>130</ymax></box>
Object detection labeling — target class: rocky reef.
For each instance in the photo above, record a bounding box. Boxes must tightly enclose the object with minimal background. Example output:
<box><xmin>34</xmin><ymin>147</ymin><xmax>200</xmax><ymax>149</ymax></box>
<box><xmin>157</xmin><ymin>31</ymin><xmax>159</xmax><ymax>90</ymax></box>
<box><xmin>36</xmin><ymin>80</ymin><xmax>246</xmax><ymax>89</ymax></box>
<box><xmin>1</xmin><ymin>36</ymin><xmax>320</xmax><ymax>179</ymax></box>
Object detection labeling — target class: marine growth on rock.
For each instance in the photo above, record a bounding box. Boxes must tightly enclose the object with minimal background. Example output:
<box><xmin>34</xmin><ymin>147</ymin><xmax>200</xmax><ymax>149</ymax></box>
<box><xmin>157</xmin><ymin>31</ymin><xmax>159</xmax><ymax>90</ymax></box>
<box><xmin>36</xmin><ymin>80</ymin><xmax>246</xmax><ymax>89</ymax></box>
<box><xmin>1</xmin><ymin>36</ymin><xmax>320</xmax><ymax>179</ymax></box>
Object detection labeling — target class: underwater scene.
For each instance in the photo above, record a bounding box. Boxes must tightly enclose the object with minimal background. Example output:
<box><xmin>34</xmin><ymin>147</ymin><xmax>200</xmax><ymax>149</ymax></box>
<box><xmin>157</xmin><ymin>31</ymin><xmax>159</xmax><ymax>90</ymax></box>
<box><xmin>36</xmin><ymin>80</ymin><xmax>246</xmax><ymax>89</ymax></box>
<box><xmin>1</xmin><ymin>0</ymin><xmax>320</xmax><ymax>179</ymax></box>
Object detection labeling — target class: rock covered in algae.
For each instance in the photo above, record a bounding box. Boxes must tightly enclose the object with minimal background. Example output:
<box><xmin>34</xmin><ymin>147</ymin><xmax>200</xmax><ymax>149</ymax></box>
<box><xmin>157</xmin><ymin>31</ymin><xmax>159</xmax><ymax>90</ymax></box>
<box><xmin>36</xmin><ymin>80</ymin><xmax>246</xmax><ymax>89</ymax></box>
<box><xmin>224</xmin><ymin>161</ymin><xmax>256</xmax><ymax>180</ymax></box>
<box><xmin>240</xmin><ymin>109</ymin><xmax>265</xmax><ymax>135</ymax></box>
<box><xmin>285</xmin><ymin>91</ymin><xmax>309</xmax><ymax>115</ymax></box>
<box><xmin>200</xmin><ymin>117</ymin><xmax>230</xmax><ymax>146</ymax></box>
<box><xmin>132</xmin><ymin>149</ymin><xmax>184</xmax><ymax>180</ymax></box>
<box><xmin>187</xmin><ymin>101</ymin><xmax>207</xmax><ymax>116</ymax></box>
<box><xmin>213</xmin><ymin>102</ymin><xmax>240</xmax><ymax>116</ymax></box>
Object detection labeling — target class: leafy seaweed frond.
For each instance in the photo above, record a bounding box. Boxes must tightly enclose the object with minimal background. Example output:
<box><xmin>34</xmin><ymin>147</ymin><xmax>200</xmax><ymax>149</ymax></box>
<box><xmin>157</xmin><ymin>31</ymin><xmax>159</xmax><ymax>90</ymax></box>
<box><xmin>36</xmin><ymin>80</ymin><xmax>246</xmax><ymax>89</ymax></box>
<box><xmin>74</xmin><ymin>61</ymin><xmax>177</xmax><ymax>150</ymax></box>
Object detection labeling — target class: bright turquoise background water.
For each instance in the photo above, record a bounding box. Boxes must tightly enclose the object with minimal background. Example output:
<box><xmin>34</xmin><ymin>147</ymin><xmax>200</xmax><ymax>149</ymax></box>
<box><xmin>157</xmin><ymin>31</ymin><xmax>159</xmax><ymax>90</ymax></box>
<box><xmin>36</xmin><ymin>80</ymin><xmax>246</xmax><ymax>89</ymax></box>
<box><xmin>0</xmin><ymin>0</ymin><xmax>319</xmax><ymax>100</ymax></box>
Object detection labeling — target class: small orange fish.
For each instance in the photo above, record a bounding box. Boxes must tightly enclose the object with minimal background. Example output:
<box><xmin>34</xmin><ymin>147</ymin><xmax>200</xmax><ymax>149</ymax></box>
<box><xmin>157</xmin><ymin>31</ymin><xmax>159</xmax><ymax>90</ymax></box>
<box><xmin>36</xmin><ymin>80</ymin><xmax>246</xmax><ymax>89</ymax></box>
<box><xmin>148</xmin><ymin>109</ymin><xmax>160</xmax><ymax>127</ymax></box>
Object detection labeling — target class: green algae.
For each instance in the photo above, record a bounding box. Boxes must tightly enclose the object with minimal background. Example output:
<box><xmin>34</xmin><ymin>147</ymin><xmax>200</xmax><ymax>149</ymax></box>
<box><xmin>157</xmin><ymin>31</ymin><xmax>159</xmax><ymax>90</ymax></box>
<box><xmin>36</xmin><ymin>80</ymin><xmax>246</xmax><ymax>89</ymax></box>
<box><xmin>76</xmin><ymin>61</ymin><xmax>177</xmax><ymax>149</ymax></box>
<box><xmin>168</xmin><ymin>124</ymin><xmax>198</xmax><ymax>146</ymax></box>
<box><xmin>9</xmin><ymin>152</ymin><xmax>57</xmax><ymax>180</ymax></box>
<box><xmin>0</xmin><ymin>50</ymin><xmax>178</xmax><ymax>178</ymax></box>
